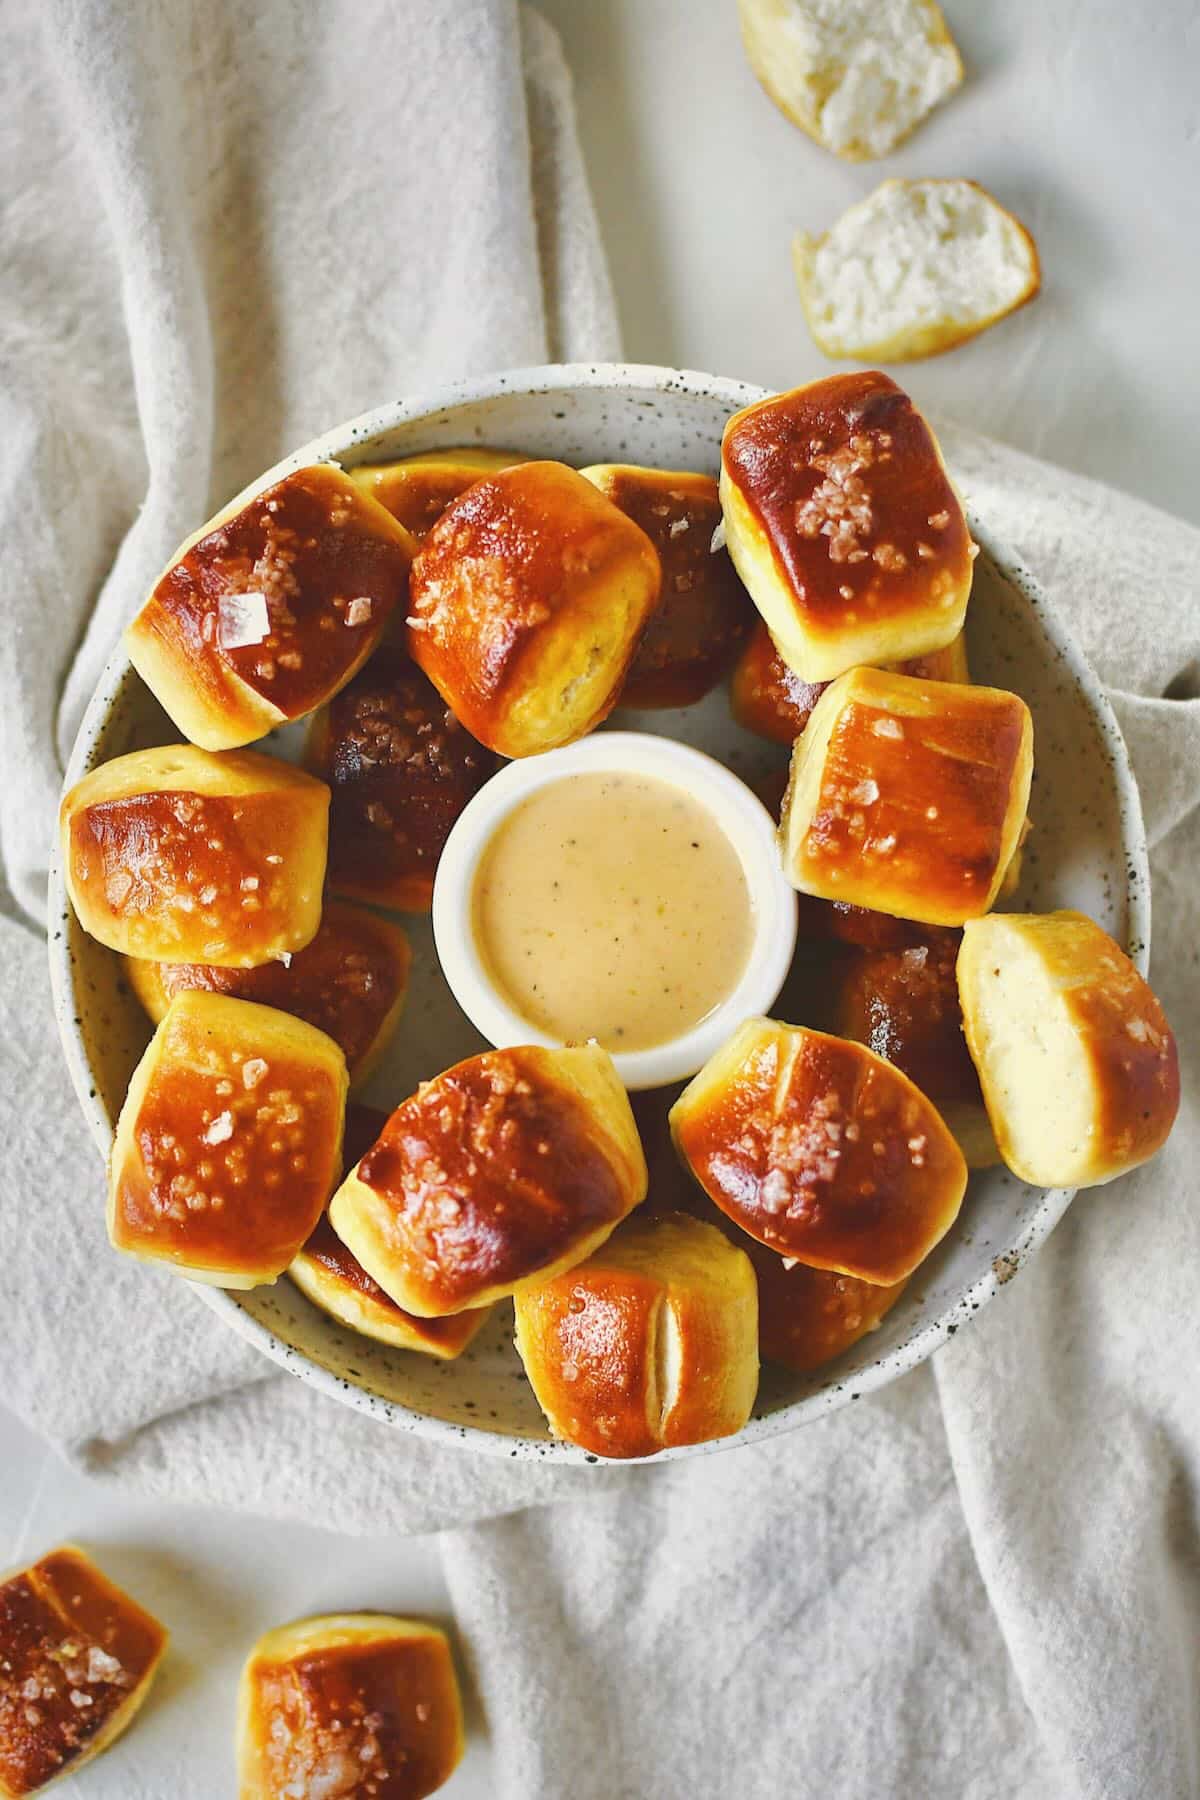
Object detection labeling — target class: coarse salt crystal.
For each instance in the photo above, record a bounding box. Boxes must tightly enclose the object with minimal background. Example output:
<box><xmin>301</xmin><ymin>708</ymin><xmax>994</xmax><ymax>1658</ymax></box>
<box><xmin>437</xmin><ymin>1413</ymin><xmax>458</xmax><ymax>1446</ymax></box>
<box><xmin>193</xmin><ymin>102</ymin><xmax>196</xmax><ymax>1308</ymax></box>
<box><xmin>710</xmin><ymin>518</ymin><xmax>727</xmax><ymax>554</ymax></box>
<box><xmin>217</xmin><ymin>592</ymin><xmax>270</xmax><ymax>650</ymax></box>
<box><xmin>872</xmin><ymin>717</ymin><xmax>904</xmax><ymax>740</ymax></box>
<box><xmin>276</xmin><ymin>950</ymin><xmax>292</xmax><ymax>967</ymax></box>
<box><xmin>668</xmin><ymin>517</ymin><xmax>689</xmax><ymax>538</ymax></box>
<box><xmin>203</xmin><ymin>1111</ymin><xmax>234</xmax><ymax>1146</ymax></box>
<box><xmin>242</xmin><ymin>1058</ymin><xmax>269</xmax><ymax>1089</ymax></box>
<box><xmin>345</xmin><ymin>596</ymin><xmax>373</xmax><ymax>627</ymax></box>
<box><xmin>850</xmin><ymin>778</ymin><xmax>879</xmax><ymax>805</ymax></box>
<box><xmin>86</xmin><ymin>1647</ymin><xmax>123</xmax><ymax>1683</ymax></box>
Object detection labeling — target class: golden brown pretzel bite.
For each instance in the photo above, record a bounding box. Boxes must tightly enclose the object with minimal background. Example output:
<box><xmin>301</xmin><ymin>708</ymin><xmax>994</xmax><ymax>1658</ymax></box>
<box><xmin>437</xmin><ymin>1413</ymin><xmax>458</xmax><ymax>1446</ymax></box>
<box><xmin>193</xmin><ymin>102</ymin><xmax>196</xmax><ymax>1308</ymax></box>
<box><xmin>720</xmin><ymin>373</ymin><xmax>974</xmax><ymax>681</ymax></box>
<box><xmin>581</xmin><ymin>464</ymin><xmax>754</xmax><ymax>708</ymax></box>
<box><xmin>780</xmin><ymin>667</ymin><xmax>1032</xmax><ymax>927</ymax></box>
<box><xmin>329</xmin><ymin>1044</ymin><xmax>647</xmax><ymax>1316</ymax></box>
<box><xmin>62</xmin><ymin>744</ymin><xmax>329</xmax><ymax>966</ymax></box>
<box><xmin>670</xmin><ymin>1017</ymin><xmax>966</xmax><ymax>1286</ymax></box>
<box><xmin>307</xmin><ymin>648</ymin><xmax>497</xmax><ymax>912</ymax></box>
<box><xmin>514</xmin><ymin>1212</ymin><xmax>758</xmax><ymax>1458</ymax></box>
<box><xmin>126</xmin><ymin>464</ymin><xmax>416</xmax><ymax>749</ymax></box>
<box><xmin>731</xmin><ymin>617</ymin><xmax>969</xmax><ymax>745</ymax></box>
<box><xmin>0</xmin><ymin>1546</ymin><xmax>167</xmax><ymax>1798</ymax></box>
<box><xmin>958</xmin><ymin>911</ymin><xmax>1180</xmax><ymax>1187</ymax></box>
<box><xmin>108</xmin><ymin>991</ymin><xmax>347</xmax><ymax>1288</ymax></box>
<box><xmin>124</xmin><ymin>901</ymin><xmax>409</xmax><ymax>1089</ymax></box>
<box><xmin>405</xmin><ymin>460</ymin><xmax>661</xmax><ymax>756</ymax></box>
<box><xmin>237</xmin><ymin>1614</ymin><xmax>463</xmax><ymax>1800</ymax></box>
<box><xmin>350</xmin><ymin>446</ymin><xmax>529</xmax><ymax>538</ymax></box>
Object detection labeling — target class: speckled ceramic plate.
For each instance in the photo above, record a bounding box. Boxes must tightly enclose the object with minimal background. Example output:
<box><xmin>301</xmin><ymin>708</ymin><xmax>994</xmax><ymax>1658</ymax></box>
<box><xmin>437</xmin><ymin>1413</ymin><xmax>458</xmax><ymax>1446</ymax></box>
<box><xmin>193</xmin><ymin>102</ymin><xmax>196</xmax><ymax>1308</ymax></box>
<box><xmin>48</xmin><ymin>364</ymin><xmax>1149</xmax><ymax>1464</ymax></box>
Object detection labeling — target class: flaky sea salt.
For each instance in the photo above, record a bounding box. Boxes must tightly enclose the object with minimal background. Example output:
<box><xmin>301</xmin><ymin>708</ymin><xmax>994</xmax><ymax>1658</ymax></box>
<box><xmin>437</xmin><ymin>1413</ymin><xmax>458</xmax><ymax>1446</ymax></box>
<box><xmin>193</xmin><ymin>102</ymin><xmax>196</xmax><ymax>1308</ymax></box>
<box><xmin>217</xmin><ymin>591</ymin><xmax>270</xmax><ymax>650</ymax></box>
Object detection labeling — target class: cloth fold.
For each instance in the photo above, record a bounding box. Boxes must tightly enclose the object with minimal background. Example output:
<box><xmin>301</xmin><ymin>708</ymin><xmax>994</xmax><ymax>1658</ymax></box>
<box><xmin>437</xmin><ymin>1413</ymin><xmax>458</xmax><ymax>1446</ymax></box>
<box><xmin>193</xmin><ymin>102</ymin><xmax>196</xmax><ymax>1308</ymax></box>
<box><xmin>4</xmin><ymin>5</ymin><xmax>1199</xmax><ymax>1796</ymax></box>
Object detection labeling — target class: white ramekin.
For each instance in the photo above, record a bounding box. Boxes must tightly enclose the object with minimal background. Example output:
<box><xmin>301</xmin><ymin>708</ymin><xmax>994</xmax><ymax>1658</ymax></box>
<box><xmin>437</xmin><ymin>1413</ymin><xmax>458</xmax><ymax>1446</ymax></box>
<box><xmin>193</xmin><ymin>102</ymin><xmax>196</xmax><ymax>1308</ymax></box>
<box><xmin>431</xmin><ymin>731</ymin><xmax>799</xmax><ymax>1089</ymax></box>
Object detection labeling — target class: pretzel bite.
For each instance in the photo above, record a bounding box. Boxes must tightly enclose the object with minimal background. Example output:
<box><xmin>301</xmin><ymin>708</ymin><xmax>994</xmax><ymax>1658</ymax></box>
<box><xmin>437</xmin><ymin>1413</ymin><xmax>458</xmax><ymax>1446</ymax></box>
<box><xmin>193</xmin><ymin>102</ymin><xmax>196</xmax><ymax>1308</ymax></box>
<box><xmin>0</xmin><ymin>1545</ymin><xmax>166</xmax><ymax>1798</ymax></box>
<box><xmin>780</xmin><ymin>667</ymin><xmax>1032</xmax><ymax>926</ymax></box>
<box><xmin>290</xmin><ymin>1107</ymin><xmax>492</xmax><ymax>1360</ymax></box>
<box><xmin>957</xmin><ymin>911</ymin><xmax>1180</xmax><ymax>1188</ymax></box>
<box><xmin>579</xmin><ymin>465</ymin><xmax>753</xmax><ymax>707</ymax></box>
<box><xmin>670</xmin><ymin>1017</ymin><xmax>966</xmax><ymax>1285</ymax></box>
<box><xmin>329</xmin><ymin>1044</ymin><xmax>647</xmax><ymax>1316</ymax></box>
<box><xmin>126</xmin><ymin>465</ymin><xmax>416</xmax><ymax>751</ymax></box>
<box><xmin>62</xmin><ymin>744</ymin><xmax>328</xmax><ymax>966</ymax></box>
<box><xmin>124</xmin><ymin>902</ymin><xmax>408</xmax><ymax>1090</ymax></box>
<box><xmin>720</xmin><ymin>373</ymin><xmax>974</xmax><ymax>681</ymax></box>
<box><xmin>731</xmin><ymin>617</ymin><xmax>969</xmax><ymax>745</ymax></box>
<box><xmin>307</xmin><ymin>649</ymin><xmax>497</xmax><ymax>911</ymax></box>
<box><xmin>406</xmin><ymin>460</ymin><xmax>661</xmax><ymax>756</ymax></box>
<box><xmin>749</xmin><ymin>1242</ymin><xmax>908</xmax><ymax>1372</ymax></box>
<box><xmin>108</xmin><ymin>991</ymin><xmax>347</xmax><ymax>1288</ymax></box>
<box><xmin>514</xmin><ymin>1212</ymin><xmax>758</xmax><ymax>1458</ymax></box>
<box><xmin>237</xmin><ymin>1614</ymin><xmax>463</xmax><ymax>1800</ymax></box>
<box><xmin>832</xmin><ymin>934</ymin><xmax>998</xmax><ymax>1167</ymax></box>
<box><xmin>350</xmin><ymin>447</ymin><xmax>528</xmax><ymax>539</ymax></box>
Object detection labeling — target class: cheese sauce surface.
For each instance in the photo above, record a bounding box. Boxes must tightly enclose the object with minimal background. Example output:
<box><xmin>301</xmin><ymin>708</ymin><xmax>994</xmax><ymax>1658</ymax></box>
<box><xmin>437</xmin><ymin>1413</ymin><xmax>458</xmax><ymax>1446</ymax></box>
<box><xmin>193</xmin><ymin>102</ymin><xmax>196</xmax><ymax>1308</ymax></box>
<box><xmin>472</xmin><ymin>771</ymin><xmax>753</xmax><ymax>1053</ymax></box>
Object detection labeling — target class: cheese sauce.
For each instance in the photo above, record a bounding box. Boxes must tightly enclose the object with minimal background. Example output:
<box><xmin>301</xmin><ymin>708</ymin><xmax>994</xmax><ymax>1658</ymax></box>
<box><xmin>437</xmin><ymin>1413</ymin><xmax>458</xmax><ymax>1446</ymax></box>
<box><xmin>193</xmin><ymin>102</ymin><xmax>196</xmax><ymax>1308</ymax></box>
<box><xmin>471</xmin><ymin>771</ymin><xmax>753</xmax><ymax>1053</ymax></box>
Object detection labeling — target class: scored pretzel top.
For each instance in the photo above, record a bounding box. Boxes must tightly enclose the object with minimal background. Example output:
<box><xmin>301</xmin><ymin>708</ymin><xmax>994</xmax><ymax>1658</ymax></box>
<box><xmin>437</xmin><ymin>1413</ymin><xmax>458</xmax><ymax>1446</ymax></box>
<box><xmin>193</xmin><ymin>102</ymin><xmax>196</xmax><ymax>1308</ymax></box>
<box><xmin>723</xmin><ymin>372</ymin><xmax>973</xmax><ymax>634</ymax></box>
<box><xmin>352</xmin><ymin>1046</ymin><xmax>640</xmax><ymax>1310</ymax></box>
<box><xmin>670</xmin><ymin>1018</ymin><xmax>966</xmax><ymax>1286</ymax></box>
<box><xmin>148</xmin><ymin>466</ymin><xmax>411</xmax><ymax>710</ymax></box>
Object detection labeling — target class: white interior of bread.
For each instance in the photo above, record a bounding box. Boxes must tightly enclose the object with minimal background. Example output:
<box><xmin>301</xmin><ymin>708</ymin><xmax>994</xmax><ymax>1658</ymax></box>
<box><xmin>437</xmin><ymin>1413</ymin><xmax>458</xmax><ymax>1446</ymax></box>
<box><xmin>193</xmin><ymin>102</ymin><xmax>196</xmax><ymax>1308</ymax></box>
<box><xmin>778</xmin><ymin>681</ymin><xmax>843</xmax><ymax>883</ymax></box>
<box><xmin>797</xmin><ymin>179</ymin><xmax>1037</xmax><ymax>356</ymax></box>
<box><xmin>960</xmin><ymin>923</ymin><xmax>1097</xmax><ymax>1184</ymax></box>
<box><xmin>740</xmin><ymin>0</ymin><xmax>960</xmax><ymax>158</ymax></box>
<box><xmin>652</xmin><ymin>1294</ymin><xmax>683</xmax><ymax>1439</ymax></box>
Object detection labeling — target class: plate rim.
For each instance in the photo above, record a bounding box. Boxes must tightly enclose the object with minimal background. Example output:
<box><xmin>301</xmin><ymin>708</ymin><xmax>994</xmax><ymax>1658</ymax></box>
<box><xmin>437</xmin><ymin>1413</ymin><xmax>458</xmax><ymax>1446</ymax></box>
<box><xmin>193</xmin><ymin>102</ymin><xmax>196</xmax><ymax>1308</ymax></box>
<box><xmin>46</xmin><ymin>360</ymin><xmax>1151</xmax><ymax>1465</ymax></box>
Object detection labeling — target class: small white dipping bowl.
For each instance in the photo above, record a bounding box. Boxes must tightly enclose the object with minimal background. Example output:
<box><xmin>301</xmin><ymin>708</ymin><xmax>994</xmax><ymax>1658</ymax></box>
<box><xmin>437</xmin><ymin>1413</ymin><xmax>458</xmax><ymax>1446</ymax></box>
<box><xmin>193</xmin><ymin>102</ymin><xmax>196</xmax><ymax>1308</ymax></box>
<box><xmin>432</xmin><ymin>731</ymin><xmax>799</xmax><ymax>1089</ymax></box>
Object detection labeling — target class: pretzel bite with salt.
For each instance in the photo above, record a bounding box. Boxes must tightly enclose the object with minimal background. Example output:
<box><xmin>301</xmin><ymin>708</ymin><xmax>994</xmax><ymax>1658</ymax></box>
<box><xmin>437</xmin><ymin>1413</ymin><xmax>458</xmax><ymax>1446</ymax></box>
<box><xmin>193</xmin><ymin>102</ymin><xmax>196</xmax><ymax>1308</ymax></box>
<box><xmin>720</xmin><ymin>372</ymin><xmax>974</xmax><ymax>681</ymax></box>
<box><xmin>126</xmin><ymin>464</ymin><xmax>416</xmax><ymax>750</ymax></box>
<box><xmin>307</xmin><ymin>649</ymin><xmax>497</xmax><ymax>912</ymax></box>
<box><xmin>514</xmin><ymin>1212</ymin><xmax>758</xmax><ymax>1458</ymax></box>
<box><xmin>237</xmin><ymin>1614</ymin><xmax>463</xmax><ymax>1800</ymax></box>
<box><xmin>832</xmin><ymin>933</ymin><xmax>998</xmax><ymax>1167</ymax></box>
<box><xmin>406</xmin><ymin>461</ymin><xmax>661</xmax><ymax>756</ymax></box>
<box><xmin>731</xmin><ymin>616</ymin><xmax>969</xmax><ymax>745</ymax></box>
<box><xmin>329</xmin><ymin>1044</ymin><xmax>647</xmax><ymax>1316</ymax></box>
<box><xmin>290</xmin><ymin>1105</ymin><xmax>493</xmax><ymax>1360</ymax></box>
<box><xmin>670</xmin><ymin>1017</ymin><xmax>966</xmax><ymax>1285</ymax></box>
<box><xmin>124</xmin><ymin>901</ymin><xmax>409</xmax><ymax>1090</ymax></box>
<box><xmin>749</xmin><ymin>1242</ymin><xmax>908</xmax><ymax>1373</ymax></box>
<box><xmin>958</xmin><ymin>911</ymin><xmax>1180</xmax><ymax>1188</ymax></box>
<box><xmin>350</xmin><ymin>447</ymin><xmax>529</xmax><ymax>539</ymax></box>
<box><xmin>61</xmin><ymin>744</ymin><xmax>329</xmax><ymax>966</ymax></box>
<box><xmin>0</xmin><ymin>1545</ymin><xmax>166</xmax><ymax>1798</ymax></box>
<box><xmin>780</xmin><ymin>667</ymin><xmax>1032</xmax><ymax>926</ymax></box>
<box><xmin>579</xmin><ymin>465</ymin><xmax>754</xmax><ymax>708</ymax></box>
<box><xmin>108</xmin><ymin>991</ymin><xmax>347</xmax><ymax>1288</ymax></box>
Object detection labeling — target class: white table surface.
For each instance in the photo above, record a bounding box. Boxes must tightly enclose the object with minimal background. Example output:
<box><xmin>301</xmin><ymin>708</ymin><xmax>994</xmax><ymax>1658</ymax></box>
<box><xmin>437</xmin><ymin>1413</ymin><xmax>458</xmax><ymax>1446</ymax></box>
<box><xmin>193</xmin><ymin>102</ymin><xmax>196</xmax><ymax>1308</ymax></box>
<box><xmin>5</xmin><ymin>3</ymin><xmax>1197</xmax><ymax>1793</ymax></box>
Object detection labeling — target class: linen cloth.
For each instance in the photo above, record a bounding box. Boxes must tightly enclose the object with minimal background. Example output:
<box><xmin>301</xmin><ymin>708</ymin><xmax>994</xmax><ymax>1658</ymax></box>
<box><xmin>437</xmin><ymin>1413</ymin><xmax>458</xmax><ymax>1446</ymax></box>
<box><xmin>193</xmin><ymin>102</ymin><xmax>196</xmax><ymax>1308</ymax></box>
<box><xmin>3</xmin><ymin>3</ymin><xmax>1200</xmax><ymax>1796</ymax></box>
